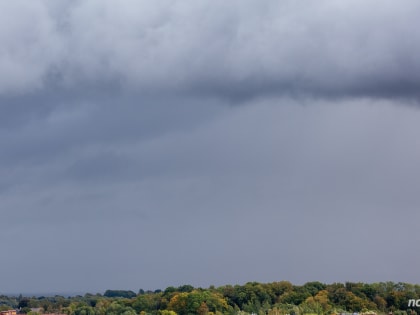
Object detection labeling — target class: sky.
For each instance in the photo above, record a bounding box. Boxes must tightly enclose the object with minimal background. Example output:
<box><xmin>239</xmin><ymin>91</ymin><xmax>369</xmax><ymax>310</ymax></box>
<box><xmin>1</xmin><ymin>0</ymin><xmax>420</xmax><ymax>295</ymax></box>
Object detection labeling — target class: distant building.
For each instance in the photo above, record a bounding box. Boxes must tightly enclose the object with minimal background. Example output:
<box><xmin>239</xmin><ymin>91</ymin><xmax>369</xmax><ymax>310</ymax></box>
<box><xmin>1</xmin><ymin>310</ymin><xmax>17</xmax><ymax>315</ymax></box>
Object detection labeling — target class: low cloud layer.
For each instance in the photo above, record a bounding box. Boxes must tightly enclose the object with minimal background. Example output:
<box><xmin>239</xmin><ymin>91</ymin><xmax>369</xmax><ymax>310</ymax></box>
<box><xmin>1</xmin><ymin>1</ymin><xmax>420</xmax><ymax>294</ymax></box>
<box><xmin>2</xmin><ymin>0</ymin><xmax>420</xmax><ymax>99</ymax></box>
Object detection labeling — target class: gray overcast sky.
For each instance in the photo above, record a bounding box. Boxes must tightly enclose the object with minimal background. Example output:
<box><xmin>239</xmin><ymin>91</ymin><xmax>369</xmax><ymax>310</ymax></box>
<box><xmin>1</xmin><ymin>0</ymin><xmax>420</xmax><ymax>295</ymax></box>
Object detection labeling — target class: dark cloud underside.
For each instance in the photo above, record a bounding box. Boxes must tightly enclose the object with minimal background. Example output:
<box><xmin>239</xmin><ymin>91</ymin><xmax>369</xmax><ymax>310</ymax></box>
<box><xmin>1</xmin><ymin>0</ymin><xmax>420</xmax><ymax>294</ymax></box>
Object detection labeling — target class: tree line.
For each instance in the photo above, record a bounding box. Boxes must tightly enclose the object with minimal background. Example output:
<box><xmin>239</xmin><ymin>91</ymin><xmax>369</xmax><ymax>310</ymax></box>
<box><xmin>1</xmin><ymin>281</ymin><xmax>420</xmax><ymax>315</ymax></box>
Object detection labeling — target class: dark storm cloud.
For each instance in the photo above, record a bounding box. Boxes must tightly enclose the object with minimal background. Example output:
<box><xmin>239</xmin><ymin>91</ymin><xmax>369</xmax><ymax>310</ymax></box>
<box><xmin>2</xmin><ymin>0</ymin><xmax>420</xmax><ymax>100</ymax></box>
<box><xmin>59</xmin><ymin>0</ymin><xmax>420</xmax><ymax>100</ymax></box>
<box><xmin>2</xmin><ymin>0</ymin><xmax>420</xmax><ymax>294</ymax></box>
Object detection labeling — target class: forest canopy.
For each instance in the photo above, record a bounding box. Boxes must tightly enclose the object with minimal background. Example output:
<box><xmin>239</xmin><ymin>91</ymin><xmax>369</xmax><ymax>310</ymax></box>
<box><xmin>1</xmin><ymin>282</ymin><xmax>420</xmax><ymax>315</ymax></box>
